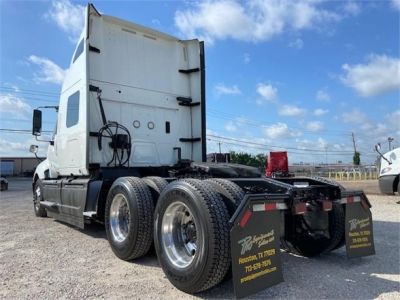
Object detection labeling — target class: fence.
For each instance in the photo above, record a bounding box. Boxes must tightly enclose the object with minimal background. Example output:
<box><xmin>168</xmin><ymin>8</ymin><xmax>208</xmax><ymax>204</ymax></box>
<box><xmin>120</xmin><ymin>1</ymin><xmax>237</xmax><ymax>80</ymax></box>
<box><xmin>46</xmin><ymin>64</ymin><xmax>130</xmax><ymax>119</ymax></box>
<box><xmin>291</xmin><ymin>165</ymin><xmax>378</xmax><ymax>181</ymax></box>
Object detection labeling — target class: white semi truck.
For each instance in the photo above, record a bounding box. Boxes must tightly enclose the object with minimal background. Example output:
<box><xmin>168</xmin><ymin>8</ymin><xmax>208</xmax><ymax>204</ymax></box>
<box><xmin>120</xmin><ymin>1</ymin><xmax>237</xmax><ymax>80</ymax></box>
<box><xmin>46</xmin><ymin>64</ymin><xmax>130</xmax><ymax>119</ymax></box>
<box><xmin>31</xmin><ymin>4</ymin><xmax>375</xmax><ymax>298</ymax></box>
<box><xmin>375</xmin><ymin>145</ymin><xmax>400</xmax><ymax>195</ymax></box>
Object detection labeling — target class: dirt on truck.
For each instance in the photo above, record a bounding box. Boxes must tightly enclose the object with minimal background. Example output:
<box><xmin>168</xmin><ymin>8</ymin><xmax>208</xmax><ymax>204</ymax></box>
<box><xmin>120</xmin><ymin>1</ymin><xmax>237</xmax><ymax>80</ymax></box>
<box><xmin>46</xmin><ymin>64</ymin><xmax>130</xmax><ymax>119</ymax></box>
<box><xmin>29</xmin><ymin>4</ymin><xmax>375</xmax><ymax>298</ymax></box>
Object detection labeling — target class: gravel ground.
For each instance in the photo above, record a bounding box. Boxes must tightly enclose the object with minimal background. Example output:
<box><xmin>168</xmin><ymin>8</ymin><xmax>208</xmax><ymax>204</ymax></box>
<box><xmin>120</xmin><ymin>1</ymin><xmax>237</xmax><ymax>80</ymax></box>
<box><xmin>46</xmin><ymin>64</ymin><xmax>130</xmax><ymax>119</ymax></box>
<box><xmin>0</xmin><ymin>178</ymin><xmax>399</xmax><ymax>299</ymax></box>
<box><xmin>338</xmin><ymin>180</ymin><xmax>382</xmax><ymax>195</ymax></box>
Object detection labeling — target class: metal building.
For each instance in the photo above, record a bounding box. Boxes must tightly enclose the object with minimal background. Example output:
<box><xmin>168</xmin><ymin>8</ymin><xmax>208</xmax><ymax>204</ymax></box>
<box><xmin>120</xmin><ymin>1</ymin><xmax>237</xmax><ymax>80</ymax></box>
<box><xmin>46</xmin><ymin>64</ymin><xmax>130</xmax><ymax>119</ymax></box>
<box><xmin>0</xmin><ymin>157</ymin><xmax>45</xmax><ymax>176</ymax></box>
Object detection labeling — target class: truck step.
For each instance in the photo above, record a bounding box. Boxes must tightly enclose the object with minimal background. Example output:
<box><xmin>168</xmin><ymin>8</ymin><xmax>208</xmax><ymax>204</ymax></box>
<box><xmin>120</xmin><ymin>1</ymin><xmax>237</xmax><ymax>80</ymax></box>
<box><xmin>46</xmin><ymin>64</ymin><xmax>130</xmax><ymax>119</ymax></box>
<box><xmin>83</xmin><ymin>211</ymin><xmax>97</xmax><ymax>218</ymax></box>
<box><xmin>40</xmin><ymin>201</ymin><xmax>59</xmax><ymax>211</ymax></box>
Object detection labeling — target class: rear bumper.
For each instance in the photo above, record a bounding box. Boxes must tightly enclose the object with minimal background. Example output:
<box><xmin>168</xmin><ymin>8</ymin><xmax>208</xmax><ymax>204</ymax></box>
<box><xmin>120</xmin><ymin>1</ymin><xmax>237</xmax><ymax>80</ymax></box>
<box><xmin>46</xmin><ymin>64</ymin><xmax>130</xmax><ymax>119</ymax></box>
<box><xmin>379</xmin><ymin>175</ymin><xmax>397</xmax><ymax>194</ymax></box>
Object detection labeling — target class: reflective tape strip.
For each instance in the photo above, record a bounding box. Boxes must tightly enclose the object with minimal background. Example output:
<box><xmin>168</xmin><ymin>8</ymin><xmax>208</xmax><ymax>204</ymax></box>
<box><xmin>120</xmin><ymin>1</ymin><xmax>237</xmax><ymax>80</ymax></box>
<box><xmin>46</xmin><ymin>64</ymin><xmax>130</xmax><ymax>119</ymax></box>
<box><xmin>340</xmin><ymin>196</ymin><xmax>361</xmax><ymax>204</ymax></box>
<box><xmin>252</xmin><ymin>202</ymin><xmax>288</xmax><ymax>212</ymax></box>
<box><xmin>239</xmin><ymin>209</ymin><xmax>252</xmax><ymax>228</ymax></box>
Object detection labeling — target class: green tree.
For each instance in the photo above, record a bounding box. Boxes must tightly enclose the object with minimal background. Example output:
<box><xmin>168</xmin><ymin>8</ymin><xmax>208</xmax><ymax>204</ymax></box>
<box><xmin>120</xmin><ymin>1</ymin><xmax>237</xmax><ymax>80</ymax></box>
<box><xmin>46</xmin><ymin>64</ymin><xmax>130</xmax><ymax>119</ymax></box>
<box><xmin>230</xmin><ymin>151</ymin><xmax>266</xmax><ymax>171</ymax></box>
<box><xmin>353</xmin><ymin>151</ymin><xmax>361</xmax><ymax>165</ymax></box>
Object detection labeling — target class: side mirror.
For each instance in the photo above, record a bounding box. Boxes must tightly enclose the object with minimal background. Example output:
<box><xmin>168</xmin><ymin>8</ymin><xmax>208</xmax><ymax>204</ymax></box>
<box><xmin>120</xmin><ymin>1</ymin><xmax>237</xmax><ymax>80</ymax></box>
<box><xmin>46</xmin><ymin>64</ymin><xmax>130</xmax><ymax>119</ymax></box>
<box><xmin>29</xmin><ymin>145</ymin><xmax>38</xmax><ymax>154</ymax></box>
<box><xmin>32</xmin><ymin>109</ymin><xmax>42</xmax><ymax>136</ymax></box>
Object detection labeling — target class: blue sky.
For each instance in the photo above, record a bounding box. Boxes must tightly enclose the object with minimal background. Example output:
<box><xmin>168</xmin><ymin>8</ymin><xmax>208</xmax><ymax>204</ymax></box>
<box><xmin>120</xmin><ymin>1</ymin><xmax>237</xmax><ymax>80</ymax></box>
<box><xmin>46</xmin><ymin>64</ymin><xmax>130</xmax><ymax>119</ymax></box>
<box><xmin>0</xmin><ymin>0</ymin><xmax>399</xmax><ymax>164</ymax></box>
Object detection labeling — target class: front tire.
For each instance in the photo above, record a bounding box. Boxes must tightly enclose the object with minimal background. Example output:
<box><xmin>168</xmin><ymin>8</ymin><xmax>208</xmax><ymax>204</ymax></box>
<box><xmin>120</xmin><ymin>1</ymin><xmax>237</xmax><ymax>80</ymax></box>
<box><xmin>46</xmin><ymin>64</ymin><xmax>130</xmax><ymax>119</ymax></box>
<box><xmin>154</xmin><ymin>179</ymin><xmax>231</xmax><ymax>293</ymax></box>
<box><xmin>33</xmin><ymin>180</ymin><xmax>47</xmax><ymax>217</ymax></box>
<box><xmin>105</xmin><ymin>177</ymin><xmax>154</xmax><ymax>261</ymax></box>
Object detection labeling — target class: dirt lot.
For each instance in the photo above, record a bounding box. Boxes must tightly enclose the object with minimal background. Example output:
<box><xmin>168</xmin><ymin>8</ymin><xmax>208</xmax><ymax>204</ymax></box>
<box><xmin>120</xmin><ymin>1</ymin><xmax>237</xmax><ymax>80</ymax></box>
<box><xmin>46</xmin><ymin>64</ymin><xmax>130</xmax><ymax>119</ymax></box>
<box><xmin>338</xmin><ymin>180</ymin><xmax>383</xmax><ymax>195</ymax></box>
<box><xmin>0</xmin><ymin>178</ymin><xmax>399</xmax><ymax>299</ymax></box>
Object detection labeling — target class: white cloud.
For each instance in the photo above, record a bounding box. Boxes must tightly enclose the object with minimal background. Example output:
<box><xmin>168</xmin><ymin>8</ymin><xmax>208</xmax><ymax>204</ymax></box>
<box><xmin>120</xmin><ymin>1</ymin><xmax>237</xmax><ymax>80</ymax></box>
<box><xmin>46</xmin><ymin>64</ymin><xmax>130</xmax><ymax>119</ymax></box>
<box><xmin>224</xmin><ymin>121</ymin><xmax>238</xmax><ymax>132</ymax></box>
<box><xmin>0</xmin><ymin>137</ymin><xmax>48</xmax><ymax>157</ymax></box>
<box><xmin>257</xmin><ymin>83</ymin><xmax>277</xmax><ymax>102</ymax></box>
<box><xmin>152</xmin><ymin>19</ymin><xmax>161</xmax><ymax>26</ymax></box>
<box><xmin>341</xmin><ymin>54</ymin><xmax>400</xmax><ymax>97</ymax></box>
<box><xmin>342</xmin><ymin>108</ymin><xmax>368</xmax><ymax>124</ymax></box>
<box><xmin>317</xmin><ymin>137</ymin><xmax>328</xmax><ymax>149</ymax></box>
<box><xmin>28</xmin><ymin>55</ymin><xmax>66</xmax><ymax>85</ymax></box>
<box><xmin>343</xmin><ymin>1</ymin><xmax>361</xmax><ymax>16</ymax></box>
<box><xmin>263</xmin><ymin>122</ymin><xmax>302</xmax><ymax>139</ymax></box>
<box><xmin>316</xmin><ymin>90</ymin><xmax>330</xmax><ymax>102</ymax></box>
<box><xmin>0</xmin><ymin>139</ymin><xmax>29</xmax><ymax>155</ymax></box>
<box><xmin>278</xmin><ymin>104</ymin><xmax>306</xmax><ymax>117</ymax></box>
<box><xmin>306</xmin><ymin>121</ymin><xmax>324</xmax><ymax>132</ymax></box>
<box><xmin>392</xmin><ymin>0</ymin><xmax>400</xmax><ymax>10</ymax></box>
<box><xmin>386</xmin><ymin>110</ymin><xmax>400</xmax><ymax>134</ymax></box>
<box><xmin>289</xmin><ymin>38</ymin><xmax>304</xmax><ymax>49</ymax></box>
<box><xmin>215</xmin><ymin>83</ymin><xmax>241</xmax><ymax>95</ymax></box>
<box><xmin>243</xmin><ymin>53</ymin><xmax>250</xmax><ymax>64</ymax></box>
<box><xmin>263</xmin><ymin>122</ymin><xmax>290</xmax><ymax>139</ymax></box>
<box><xmin>0</xmin><ymin>93</ymin><xmax>32</xmax><ymax>118</ymax></box>
<box><xmin>45</xmin><ymin>0</ymin><xmax>85</xmax><ymax>42</ymax></box>
<box><xmin>174</xmin><ymin>0</ymin><xmax>341</xmax><ymax>44</ymax></box>
<box><xmin>313</xmin><ymin>108</ymin><xmax>329</xmax><ymax>116</ymax></box>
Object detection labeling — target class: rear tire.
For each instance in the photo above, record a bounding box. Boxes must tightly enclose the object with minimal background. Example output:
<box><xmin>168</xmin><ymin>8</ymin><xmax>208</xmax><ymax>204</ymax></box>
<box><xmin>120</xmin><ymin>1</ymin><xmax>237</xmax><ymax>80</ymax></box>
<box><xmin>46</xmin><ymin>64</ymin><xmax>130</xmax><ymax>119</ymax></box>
<box><xmin>285</xmin><ymin>203</ymin><xmax>345</xmax><ymax>257</ymax></box>
<box><xmin>142</xmin><ymin>176</ymin><xmax>168</xmax><ymax>204</ymax></box>
<box><xmin>154</xmin><ymin>179</ymin><xmax>230</xmax><ymax>293</ymax></box>
<box><xmin>105</xmin><ymin>177</ymin><xmax>154</xmax><ymax>260</ymax></box>
<box><xmin>33</xmin><ymin>180</ymin><xmax>47</xmax><ymax>217</ymax></box>
<box><xmin>204</xmin><ymin>178</ymin><xmax>244</xmax><ymax>214</ymax></box>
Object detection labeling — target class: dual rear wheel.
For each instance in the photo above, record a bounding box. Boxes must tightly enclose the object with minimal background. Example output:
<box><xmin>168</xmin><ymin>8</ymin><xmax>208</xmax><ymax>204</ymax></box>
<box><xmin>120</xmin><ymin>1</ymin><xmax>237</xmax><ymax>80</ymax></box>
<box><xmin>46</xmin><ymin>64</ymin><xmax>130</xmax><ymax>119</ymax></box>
<box><xmin>105</xmin><ymin>177</ymin><xmax>232</xmax><ymax>294</ymax></box>
<box><xmin>104</xmin><ymin>176</ymin><xmax>346</xmax><ymax>293</ymax></box>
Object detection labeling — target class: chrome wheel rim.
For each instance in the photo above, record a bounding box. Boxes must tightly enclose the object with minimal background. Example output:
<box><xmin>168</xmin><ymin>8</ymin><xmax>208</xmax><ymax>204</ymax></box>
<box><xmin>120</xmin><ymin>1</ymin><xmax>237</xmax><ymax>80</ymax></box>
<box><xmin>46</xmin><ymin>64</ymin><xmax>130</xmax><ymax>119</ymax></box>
<box><xmin>110</xmin><ymin>194</ymin><xmax>130</xmax><ymax>243</ymax></box>
<box><xmin>161</xmin><ymin>202</ymin><xmax>198</xmax><ymax>269</ymax></box>
<box><xmin>34</xmin><ymin>186</ymin><xmax>41</xmax><ymax>211</ymax></box>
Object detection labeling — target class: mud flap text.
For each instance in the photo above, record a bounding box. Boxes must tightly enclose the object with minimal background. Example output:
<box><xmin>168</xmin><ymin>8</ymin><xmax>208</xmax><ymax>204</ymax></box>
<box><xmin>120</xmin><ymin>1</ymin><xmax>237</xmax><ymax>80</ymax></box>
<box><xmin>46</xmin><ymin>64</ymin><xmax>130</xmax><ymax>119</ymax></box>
<box><xmin>230</xmin><ymin>209</ymin><xmax>283</xmax><ymax>298</ymax></box>
<box><xmin>345</xmin><ymin>202</ymin><xmax>375</xmax><ymax>258</ymax></box>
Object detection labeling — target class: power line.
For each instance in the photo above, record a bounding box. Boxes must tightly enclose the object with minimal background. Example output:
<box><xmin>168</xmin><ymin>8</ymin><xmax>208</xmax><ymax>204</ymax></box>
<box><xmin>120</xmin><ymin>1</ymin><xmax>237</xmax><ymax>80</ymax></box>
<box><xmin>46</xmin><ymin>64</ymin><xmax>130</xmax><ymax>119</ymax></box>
<box><xmin>207</xmin><ymin>110</ymin><xmax>352</xmax><ymax>137</ymax></box>
<box><xmin>207</xmin><ymin>134</ymin><xmax>354</xmax><ymax>154</ymax></box>
<box><xmin>0</xmin><ymin>86</ymin><xmax>59</xmax><ymax>96</ymax></box>
<box><xmin>207</xmin><ymin>137</ymin><xmax>378</xmax><ymax>157</ymax></box>
<box><xmin>0</xmin><ymin>128</ymin><xmax>53</xmax><ymax>134</ymax></box>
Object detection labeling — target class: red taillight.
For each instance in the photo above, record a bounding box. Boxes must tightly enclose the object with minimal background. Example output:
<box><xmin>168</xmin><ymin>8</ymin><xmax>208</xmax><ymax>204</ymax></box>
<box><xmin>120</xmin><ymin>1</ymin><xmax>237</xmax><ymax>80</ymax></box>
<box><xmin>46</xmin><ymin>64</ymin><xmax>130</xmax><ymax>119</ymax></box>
<box><xmin>293</xmin><ymin>202</ymin><xmax>307</xmax><ymax>215</ymax></box>
<box><xmin>239</xmin><ymin>209</ymin><xmax>252</xmax><ymax>228</ymax></box>
<box><xmin>265</xmin><ymin>203</ymin><xmax>277</xmax><ymax>211</ymax></box>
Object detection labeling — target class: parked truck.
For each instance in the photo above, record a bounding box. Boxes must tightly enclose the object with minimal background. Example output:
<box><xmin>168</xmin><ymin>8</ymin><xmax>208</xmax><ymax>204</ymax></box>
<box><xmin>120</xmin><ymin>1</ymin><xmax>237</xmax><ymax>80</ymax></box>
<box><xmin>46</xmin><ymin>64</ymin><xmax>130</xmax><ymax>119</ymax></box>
<box><xmin>375</xmin><ymin>145</ymin><xmax>400</xmax><ymax>195</ymax></box>
<box><xmin>30</xmin><ymin>4</ymin><xmax>375</xmax><ymax>298</ymax></box>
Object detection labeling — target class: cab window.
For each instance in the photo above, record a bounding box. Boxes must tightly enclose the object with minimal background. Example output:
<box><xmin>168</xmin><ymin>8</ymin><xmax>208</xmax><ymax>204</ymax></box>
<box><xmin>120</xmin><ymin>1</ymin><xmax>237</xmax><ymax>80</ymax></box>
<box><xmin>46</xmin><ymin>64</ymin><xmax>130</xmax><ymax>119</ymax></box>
<box><xmin>66</xmin><ymin>91</ymin><xmax>80</xmax><ymax>128</ymax></box>
<box><xmin>72</xmin><ymin>39</ymin><xmax>84</xmax><ymax>63</ymax></box>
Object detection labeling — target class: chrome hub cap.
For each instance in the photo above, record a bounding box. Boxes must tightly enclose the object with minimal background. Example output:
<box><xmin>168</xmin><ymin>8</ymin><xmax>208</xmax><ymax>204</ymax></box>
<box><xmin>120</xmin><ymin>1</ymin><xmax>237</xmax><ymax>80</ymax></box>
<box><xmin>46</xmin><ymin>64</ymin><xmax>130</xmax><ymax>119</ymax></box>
<box><xmin>162</xmin><ymin>202</ymin><xmax>198</xmax><ymax>269</ymax></box>
<box><xmin>110</xmin><ymin>194</ymin><xmax>130</xmax><ymax>243</ymax></box>
<box><xmin>34</xmin><ymin>186</ymin><xmax>41</xmax><ymax>210</ymax></box>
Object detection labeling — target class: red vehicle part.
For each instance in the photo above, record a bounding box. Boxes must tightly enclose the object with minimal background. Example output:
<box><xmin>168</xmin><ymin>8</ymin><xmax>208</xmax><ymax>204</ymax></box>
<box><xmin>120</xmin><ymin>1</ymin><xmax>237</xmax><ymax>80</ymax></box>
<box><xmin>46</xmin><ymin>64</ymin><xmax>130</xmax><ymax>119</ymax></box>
<box><xmin>265</xmin><ymin>151</ymin><xmax>289</xmax><ymax>177</ymax></box>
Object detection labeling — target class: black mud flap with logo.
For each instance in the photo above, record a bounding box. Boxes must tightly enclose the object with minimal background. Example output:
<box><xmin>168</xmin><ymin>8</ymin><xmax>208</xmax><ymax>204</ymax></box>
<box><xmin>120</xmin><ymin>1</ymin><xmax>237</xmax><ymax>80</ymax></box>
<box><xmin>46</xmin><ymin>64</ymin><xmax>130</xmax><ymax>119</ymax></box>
<box><xmin>230</xmin><ymin>194</ymin><xmax>287</xmax><ymax>299</ymax></box>
<box><xmin>342</xmin><ymin>192</ymin><xmax>375</xmax><ymax>258</ymax></box>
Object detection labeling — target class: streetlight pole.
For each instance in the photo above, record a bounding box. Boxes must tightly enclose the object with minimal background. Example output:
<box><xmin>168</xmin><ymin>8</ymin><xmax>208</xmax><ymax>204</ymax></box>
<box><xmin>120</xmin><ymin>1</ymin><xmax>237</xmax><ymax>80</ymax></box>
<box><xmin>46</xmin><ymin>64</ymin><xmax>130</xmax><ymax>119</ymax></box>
<box><xmin>388</xmin><ymin>137</ymin><xmax>394</xmax><ymax>151</ymax></box>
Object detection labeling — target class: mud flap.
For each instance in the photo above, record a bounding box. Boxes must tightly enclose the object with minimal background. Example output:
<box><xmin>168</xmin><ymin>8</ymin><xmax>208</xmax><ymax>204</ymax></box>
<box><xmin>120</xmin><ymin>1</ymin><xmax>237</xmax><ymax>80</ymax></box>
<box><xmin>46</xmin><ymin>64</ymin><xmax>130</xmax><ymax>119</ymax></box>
<box><xmin>230</xmin><ymin>195</ymin><xmax>286</xmax><ymax>298</ymax></box>
<box><xmin>342</xmin><ymin>193</ymin><xmax>375</xmax><ymax>258</ymax></box>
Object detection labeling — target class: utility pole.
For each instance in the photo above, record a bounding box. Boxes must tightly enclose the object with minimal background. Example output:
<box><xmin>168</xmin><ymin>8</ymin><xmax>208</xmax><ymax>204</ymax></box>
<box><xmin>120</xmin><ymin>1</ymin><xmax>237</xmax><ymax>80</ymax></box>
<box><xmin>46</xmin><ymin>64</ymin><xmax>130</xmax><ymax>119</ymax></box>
<box><xmin>325</xmin><ymin>146</ymin><xmax>328</xmax><ymax>166</ymax></box>
<box><xmin>388</xmin><ymin>137</ymin><xmax>394</xmax><ymax>151</ymax></box>
<box><xmin>351</xmin><ymin>132</ymin><xmax>357</xmax><ymax>153</ymax></box>
<box><xmin>218</xmin><ymin>142</ymin><xmax>222</xmax><ymax>154</ymax></box>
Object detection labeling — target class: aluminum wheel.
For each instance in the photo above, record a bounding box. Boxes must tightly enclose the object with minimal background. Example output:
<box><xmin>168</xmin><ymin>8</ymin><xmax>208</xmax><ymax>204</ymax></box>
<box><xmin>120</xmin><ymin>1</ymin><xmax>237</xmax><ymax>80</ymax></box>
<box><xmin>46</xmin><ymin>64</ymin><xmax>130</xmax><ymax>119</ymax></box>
<box><xmin>162</xmin><ymin>201</ymin><xmax>199</xmax><ymax>269</ymax></box>
<box><xmin>34</xmin><ymin>186</ymin><xmax>41</xmax><ymax>211</ymax></box>
<box><xmin>110</xmin><ymin>193</ymin><xmax>131</xmax><ymax>243</ymax></box>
